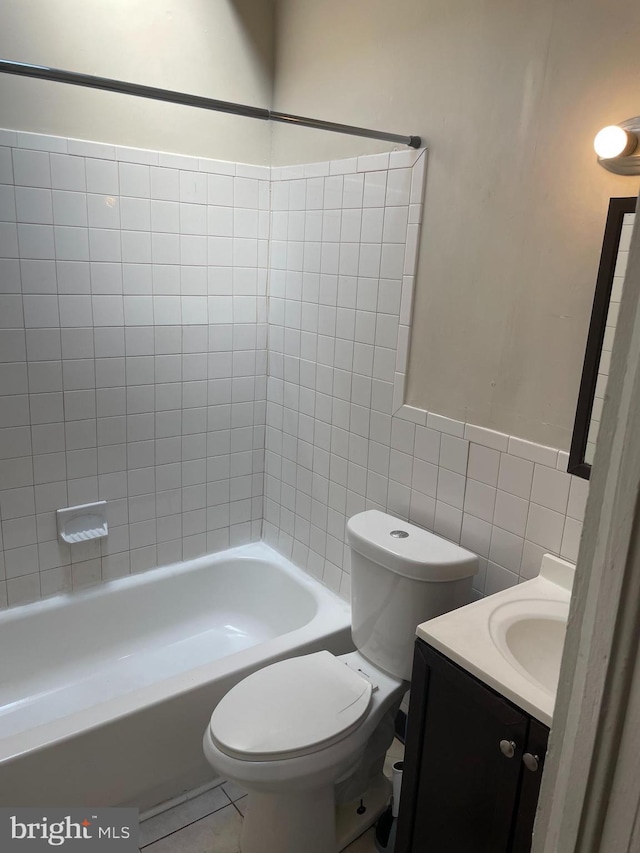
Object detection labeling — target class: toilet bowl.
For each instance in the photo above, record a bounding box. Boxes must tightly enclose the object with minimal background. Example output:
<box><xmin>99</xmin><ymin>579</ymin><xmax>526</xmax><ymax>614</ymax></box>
<box><xmin>203</xmin><ymin>649</ymin><xmax>404</xmax><ymax>853</ymax></box>
<box><xmin>203</xmin><ymin>510</ymin><xmax>478</xmax><ymax>853</ymax></box>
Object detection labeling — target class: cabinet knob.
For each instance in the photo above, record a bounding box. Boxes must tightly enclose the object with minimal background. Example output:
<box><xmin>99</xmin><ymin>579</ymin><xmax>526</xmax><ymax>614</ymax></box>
<box><xmin>499</xmin><ymin>739</ymin><xmax>517</xmax><ymax>758</ymax></box>
<box><xmin>523</xmin><ymin>752</ymin><xmax>540</xmax><ymax>772</ymax></box>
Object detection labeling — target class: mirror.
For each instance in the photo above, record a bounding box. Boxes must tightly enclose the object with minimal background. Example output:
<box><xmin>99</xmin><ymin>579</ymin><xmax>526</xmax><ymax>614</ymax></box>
<box><xmin>569</xmin><ymin>197</ymin><xmax>637</xmax><ymax>479</ymax></box>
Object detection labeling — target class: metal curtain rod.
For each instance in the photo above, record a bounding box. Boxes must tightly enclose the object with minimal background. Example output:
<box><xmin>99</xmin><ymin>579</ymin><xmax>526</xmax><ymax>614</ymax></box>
<box><xmin>0</xmin><ymin>59</ymin><xmax>422</xmax><ymax>149</ymax></box>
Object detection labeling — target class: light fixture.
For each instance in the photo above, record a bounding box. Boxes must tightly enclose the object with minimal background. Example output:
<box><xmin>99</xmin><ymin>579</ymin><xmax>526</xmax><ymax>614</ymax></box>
<box><xmin>594</xmin><ymin>117</ymin><xmax>640</xmax><ymax>175</ymax></box>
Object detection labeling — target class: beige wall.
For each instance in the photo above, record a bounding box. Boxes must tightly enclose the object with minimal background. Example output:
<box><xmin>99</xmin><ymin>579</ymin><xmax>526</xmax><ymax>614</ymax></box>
<box><xmin>272</xmin><ymin>0</ymin><xmax>640</xmax><ymax>448</ymax></box>
<box><xmin>2</xmin><ymin>0</ymin><xmax>640</xmax><ymax>446</ymax></box>
<box><xmin>0</xmin><ymin>0</ymin><xmax>275</xmax><ymax>163</ymax></box>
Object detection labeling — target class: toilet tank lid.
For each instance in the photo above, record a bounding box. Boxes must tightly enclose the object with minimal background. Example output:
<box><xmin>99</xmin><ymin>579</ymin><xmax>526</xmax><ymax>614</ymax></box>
<box><xmin>347</xmin><ymin>510</ymin><xmax>478</xmax><ymax>581</ymax></box>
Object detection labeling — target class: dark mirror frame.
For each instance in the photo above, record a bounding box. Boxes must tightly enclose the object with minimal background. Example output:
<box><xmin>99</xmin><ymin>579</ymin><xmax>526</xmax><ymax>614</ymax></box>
<box><xmin>568</xmin><ymin>196</ymin><xmax>637</xmax><ymax>479</ymax></box>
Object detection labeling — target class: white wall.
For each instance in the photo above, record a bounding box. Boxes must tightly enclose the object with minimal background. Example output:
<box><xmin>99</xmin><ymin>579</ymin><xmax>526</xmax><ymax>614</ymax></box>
<box><xmin>0</xmin><ymin>0</ymin><xmax>274</xmax><ymax>163</ymax></box>
<box><xmin>271</xmin><ymin>0</ymin><xmax>640</xmax><ymax>448</ymax></box>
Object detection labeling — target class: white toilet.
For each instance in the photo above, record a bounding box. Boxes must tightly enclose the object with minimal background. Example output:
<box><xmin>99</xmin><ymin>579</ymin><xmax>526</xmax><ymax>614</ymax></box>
<box><xmin>202</xmin><ymin>510</ymin><xmax>478</xmax><ymax>853</ymax></box>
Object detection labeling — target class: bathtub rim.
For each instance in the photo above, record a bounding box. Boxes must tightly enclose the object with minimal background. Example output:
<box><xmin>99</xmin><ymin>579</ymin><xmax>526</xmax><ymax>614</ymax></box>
<box><xmin>0</xmin><ymin>541</ymin><xmax>352</xmax><ymax>767</ymax></box>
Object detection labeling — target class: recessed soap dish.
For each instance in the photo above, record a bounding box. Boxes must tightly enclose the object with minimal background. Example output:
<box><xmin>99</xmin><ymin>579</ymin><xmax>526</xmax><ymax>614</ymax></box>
<box><xmin>57</xmin><ymin>501</ymin><xmax>108</xmax><ymax>544</ymax></box>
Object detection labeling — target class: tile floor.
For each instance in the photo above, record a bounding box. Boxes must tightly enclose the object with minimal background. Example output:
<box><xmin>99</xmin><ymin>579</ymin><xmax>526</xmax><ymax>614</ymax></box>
<box><xmin>139</xmin><ymin>739</ymin><xmax>405</xmax><ymax>852</ymax></box>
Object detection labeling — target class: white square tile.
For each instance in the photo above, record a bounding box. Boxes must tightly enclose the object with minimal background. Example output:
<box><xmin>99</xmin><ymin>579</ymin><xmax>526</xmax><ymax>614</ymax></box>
<box><xmin>120</xmin><ymin>197</ymin><xmax>151</xmax><ymax>231</ymax></box>
<box><xmin>56</xmin><ymin>259</ymin><xmax>91</xmax><ymax>293</ymax></box>
<box><xmin>467</xmin><ymin>443</ymin><xmax>500</xmax><ymax>486</ymax></box>
<box><xmin>485</xmin><ymin>562</ymin><xmax>519</xmax><ymax>596</ymax></box>
<box><xmin>489</xmin><ymin>526</ymin><xmax>523</xmax><ymax>573</ymax></box>
<box><xmin>439</xmin><ymin>434</ymin><xmax>469</xmax><ymax>475</ymax></box>
<box><xmin>463</xmin><ymin>478</ymin><xmax>496</xmax><ymax>523</ymax></box>
<box><xmin>383</xmin><ymin>206</ymin><xmax>409</xmax><ymax>243</ymax></box>
<box><xmin>385</xmin><ymin>168</ymin><xmax>411</xmax><ymax>206</ymax></box>
<box><xmin>58</xmin><ymin>295</ymin><xmax>93</xmax><ymax>327</ymax></box>
<box><xmin>15</xmin><ymin>187</ymin><xmax>53</xmax><ymax>224</ymax></box>
<box><xmin>151</xmin><ymin>167</ymin><xmax>180</xmax><ymax>201</ymax></box>
<box><xmin>86</xmin><ymin>158</ymin><xmax>119</xmax><ymax>194</ymax></box>
<box><xmin>87</xmin><ymin>194</ymin><xmax>120</xmax><ymax>229</ymax></box>
<box><xmin>436</xmin><ymin>468</ymin><xmax>465</xmax><ymax>509</ymax></box>
<box><xmin>50</xmin><ymin>154</ymin><xmax>86</xmax><ymax>192</ymax></box>
<box><xmin>380</xmin><ymin>244</ymin><xmax>404</xmax><ymax>279</ymax></box>
<box><xmin>119</xmin><ymin>162</ymin><xmax>150</xmax><ymax>198</ymax></box>
<box><xmin>411</xmin><ymin>458</ymin><xmax>438</xmax><ymax>498</ymax></box>
<box><xmin>54</xmin><ymin>225</ymin><xmax>90</xmax><ymax>261</ymax></box>
<box><xmin>25</xmin><ymin>328</ymin><xmax>61</xmax><ymax>361</ymax></box>
<box><xmin>13</xmin><ymin>149</ymin><xmax>51</xmax><ymax>188</ymax></box>
<box><xmin>497</xmin><ymin>453</ymin><xmax>534</xmax><ymax>499</ymax></box>
<box><xmin>23</xmin><ymin>294</ymin><xmax>59</xmax><ymax>327</ymax></box>
<box><xmin>18</xmin><ymin>223</ymin><xmax>55</xmax><ymax>259</ymax></box>
<box><xmin>91</xmin><ymin>262</ymin><xmax>123</xmax><ymax>294</ymax></box>
<box><xmin>530</xmin><ymin>464</ymin><xmax>571</xmax><ymax>514</ymax></box>
<box><xmin>52</xmin><ymin>191</ymin><xmax>88</xmax><ymax>227</ymax></box>
<box><xmin>460</xmin><ymin>513</ymin><xmax>492</xmax><ymax>558</ymax></box>
<box><xmin>525</xmin><ymin>502</ymin><xmax>565</xmax><ymax>552</ymax></box>
<box><xmin>434</xmin><ymin>501</ymin><xmax>462</xmax><ymax>542</ymax></box>
<box><xmin>493</xmin><ymin>490</ymin><xmax>529</xmax><ymax>537</ymax></box>
<box><xmin>7</xmin><ymin>572</ymin><xmax>40</xmax><ymax>606</ymax></box>
<box><xmin>208</xmin><ymin>174</ymin><xmax>234</xmax><ymax>206</ymax></box>
<box><xmin>89</xmin><ymin>228</ymin><xmax>121</xmax><ymax>262</ymax></box>
<box><xmin>362</xmin><ymin>172</ymin><xmax>387</xmax><ymax>207</ymax></box>
<box><xmin>92</xmin><ymin>295</ymin><xmax>124</xmax><ymax>326</ymax></box>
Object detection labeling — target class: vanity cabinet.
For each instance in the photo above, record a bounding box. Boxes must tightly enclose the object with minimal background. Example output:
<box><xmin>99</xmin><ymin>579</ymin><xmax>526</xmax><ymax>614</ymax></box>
<box><xmin>395</xmin><ymin>640</ymin><xmax>549</xmax><ymax>853</ymax></box>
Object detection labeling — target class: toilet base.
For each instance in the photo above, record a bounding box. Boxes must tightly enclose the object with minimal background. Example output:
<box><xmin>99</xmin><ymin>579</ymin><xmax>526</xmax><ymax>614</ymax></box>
<box><xmin>238</xmin><ymin>773</ymin><xmax>391</xmax><ymax>853</ymax></box>
<box><xmin>240</xmin><ymin>784</ymin><xmax>335</xmax><ymax>853</ymax></box>
<box><xmin>336</xmin><ymin>774</ymin><xmax>391</xmax><ymax>851</ymax></box>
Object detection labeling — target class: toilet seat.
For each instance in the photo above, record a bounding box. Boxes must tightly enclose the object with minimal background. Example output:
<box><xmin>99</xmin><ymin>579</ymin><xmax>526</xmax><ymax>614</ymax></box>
<box><xmin>210</xmin><ymin>651</ymin><xmax>373</xmax><ymax>761</ymax></box>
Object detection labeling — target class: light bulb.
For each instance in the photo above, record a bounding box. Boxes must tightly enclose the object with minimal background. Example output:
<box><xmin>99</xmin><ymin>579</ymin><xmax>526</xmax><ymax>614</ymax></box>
<box><xmin>594</xmin><ymin>125</ymin><xmax>637</xmax><ymax>159</ymax></box>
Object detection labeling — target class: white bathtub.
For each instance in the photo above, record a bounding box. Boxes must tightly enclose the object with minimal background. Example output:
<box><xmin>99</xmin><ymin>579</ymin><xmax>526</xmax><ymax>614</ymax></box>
<box><xmin>0</xmin><ymin>542</ymin><xmax>353</xmax><ymax>810</ymax></box>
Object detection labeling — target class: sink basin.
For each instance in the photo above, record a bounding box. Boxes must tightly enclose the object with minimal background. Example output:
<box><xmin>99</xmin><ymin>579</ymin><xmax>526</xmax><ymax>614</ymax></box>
<box><xmin>417</xmin><ymin>553</ymin><xmax>574</xmax><ymax>726</ymax></box>
<box><xmin>489</xmin><ymin>599</ymin><xmax>569</xmax><ymax>695</ymax></box>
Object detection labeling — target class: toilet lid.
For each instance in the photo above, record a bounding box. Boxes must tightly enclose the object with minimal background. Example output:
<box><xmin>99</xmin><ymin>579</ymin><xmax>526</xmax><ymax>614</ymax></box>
<box><xmin>210</xmin><ymin>651</ymin><xmax>373</xmax><ymax>761</ymax></box>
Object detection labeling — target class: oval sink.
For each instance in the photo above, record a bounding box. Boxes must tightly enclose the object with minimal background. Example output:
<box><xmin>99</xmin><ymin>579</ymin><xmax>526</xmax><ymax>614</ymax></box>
<box><xmin>504</xmin><ymin>616</ymin><xmax>566</xmax><ymax>693</ymax></box>
<box><xmin>489</xmin><ymin>599</ymin><xmax>569</xmax><ymax>696</ymax></box>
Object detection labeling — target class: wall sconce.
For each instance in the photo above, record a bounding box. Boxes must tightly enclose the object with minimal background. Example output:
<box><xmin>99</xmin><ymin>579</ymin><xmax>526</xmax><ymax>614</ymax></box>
<box><xmin>594</xmin><ymin>117</ymin><xmax>640</xmax><ymax>175</ymax></box>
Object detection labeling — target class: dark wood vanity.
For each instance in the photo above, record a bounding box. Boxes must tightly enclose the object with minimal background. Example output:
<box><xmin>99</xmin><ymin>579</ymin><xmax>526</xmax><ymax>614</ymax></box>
<box><xmin>395</xmin><ymin>640</ymin><xmax>549</xmax><ymax>853</ymax></box>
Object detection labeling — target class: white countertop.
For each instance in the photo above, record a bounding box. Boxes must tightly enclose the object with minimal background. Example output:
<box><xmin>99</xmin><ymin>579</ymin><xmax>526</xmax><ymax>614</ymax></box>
<box><xmin>417</xmin><ymin>554</ymin><xmax>574</xmax><ymax>727</ymax></box>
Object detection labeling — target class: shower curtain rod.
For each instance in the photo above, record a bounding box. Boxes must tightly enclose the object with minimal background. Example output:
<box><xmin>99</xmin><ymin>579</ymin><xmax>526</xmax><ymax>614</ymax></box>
<box><xmin>0</xmin><ymin>59</ymin><xmax>422</xmax><ymax>149</ymax></box>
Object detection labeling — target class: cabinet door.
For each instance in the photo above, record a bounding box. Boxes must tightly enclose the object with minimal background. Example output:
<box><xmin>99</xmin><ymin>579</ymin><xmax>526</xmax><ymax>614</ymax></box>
<box><xmin>396</xmin><ymin>642</ymin><xmax>528</xmax><ymax>853</ymax></box>
<box><xmin>511</xmin><ymin>719</ymin><xmax>549</xmax><ymax>852</ymax></box>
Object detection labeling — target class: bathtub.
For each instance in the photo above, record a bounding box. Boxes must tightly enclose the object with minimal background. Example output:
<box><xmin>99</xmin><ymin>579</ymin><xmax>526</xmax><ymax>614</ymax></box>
<box><xmin>0</xmin><ymin>542</ymin><xmax>353</xmax><ymax>810</ymax></box>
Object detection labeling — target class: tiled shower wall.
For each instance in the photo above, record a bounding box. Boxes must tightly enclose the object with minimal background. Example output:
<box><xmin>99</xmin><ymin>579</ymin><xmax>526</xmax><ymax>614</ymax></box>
<box><xmin>262</xmin><ymin>151</ymin><xmax>589</xmax><ymax>602</ymax></box>
<box><xmin>0</xmin><ymin>130</ymin><xmax>268</xmax><ymax>607</ymax></box>
<box><xmin>0</xmin><ymin>130</ymin><xmax>590</xmax><ymax>611</ymax></box>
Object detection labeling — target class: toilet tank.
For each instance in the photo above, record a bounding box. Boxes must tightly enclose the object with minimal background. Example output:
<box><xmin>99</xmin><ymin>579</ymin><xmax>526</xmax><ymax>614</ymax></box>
<box><xmin>347</xmin><ymin>510</ymin><xmax>478</xmax><ymax>681</ymax></box>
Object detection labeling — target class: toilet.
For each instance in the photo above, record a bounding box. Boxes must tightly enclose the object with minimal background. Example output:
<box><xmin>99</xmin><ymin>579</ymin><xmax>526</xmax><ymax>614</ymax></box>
<box><xmin>202</xmin><ymin>510</ymin><xmax>478</xmax><ymax>853</ymax></box>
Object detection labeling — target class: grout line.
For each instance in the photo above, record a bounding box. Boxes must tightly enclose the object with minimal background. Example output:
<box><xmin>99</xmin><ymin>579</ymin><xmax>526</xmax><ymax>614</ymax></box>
<box><xmin>139</xmin><ymin>798</ymin><xmax>236</xmax><ymax>849</ymax></box>
<box><xmin>230</xmin><ymin>799</ymin><xmax>245</xmax><ymax>818</ymax></box>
